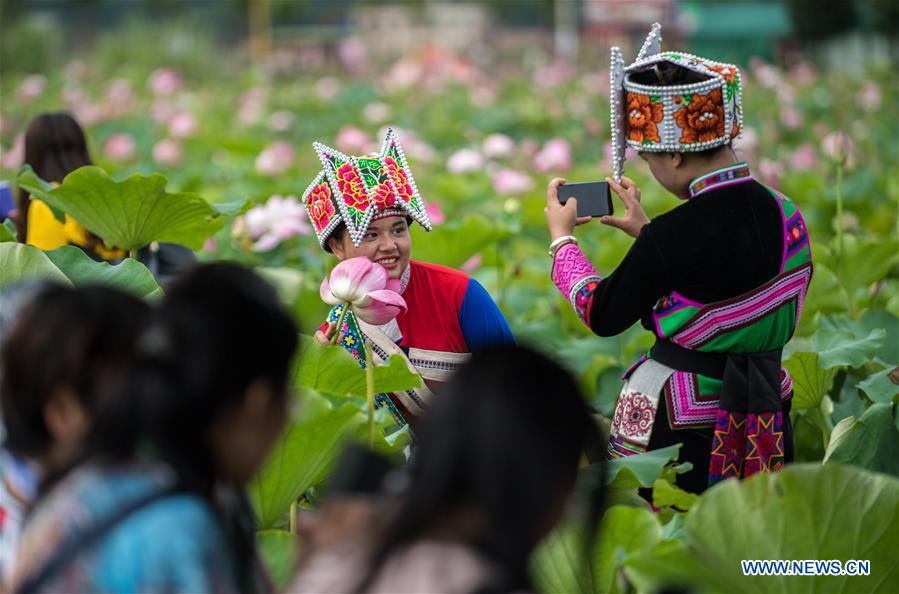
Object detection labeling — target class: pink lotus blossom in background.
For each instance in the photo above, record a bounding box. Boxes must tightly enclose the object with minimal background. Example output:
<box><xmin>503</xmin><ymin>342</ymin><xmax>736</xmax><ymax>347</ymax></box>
<box><xmin>1</xmin><ymin>134</ymin><xmax>24</xmax><ymax>171</ymax></box>
<box><xmin>267</xmin><ymin>110</ymin><xmax>295</xmax><ymax>133</ymax></box>
<box><xmin>239</xmin><ymin>87</ymin><xmax>267</xmax><ymax>125</ymax></box>
<box><xmin>104</xmin><ymin>134</ymin><xmax>137</xmax><ymax>162</ymax></box>
<box><xmin>16</xmin><ymin>74</ymin><xmax>46</xmax><ymax>102</ymax></box>
<box><xmin>534</xmin><ymin>138</ymin><xmax>572</xmax><ymax>173</ymax></box>
<box><xmin>789</xmin><ymin>143</ymin><xmax>817</xmax><ymax>171</ymax></box>
<box><xmin>244</xmin><ymin>194</ymin><xmax>310</xmax><ymax>251</ymax></box>
<box><xmin>362</xmin><ymin>102</ymin><xmax>390</xmax><ymax>125</ymax></box>
<box><xmin>581</xmin><ymin>70</ymin><xmax>610</xmax><ymax>95</ymax></box>
<box><xmin>858</xmin><ymin>81</ymin><xmax>882</xmax><ymax>111</ymax></box>
<box><xmin>313</xmin><ymin>77</ymin><xmax>339</xmax><ymax>101</ymax></box>
<box><xmin>470</xmin><ymin>86</ymin><xmax>497</xmax><ymax>108</ymax></box>
<box><xmin>425</xmin><ymin>201</ymin><xmax>446</xmax><ymax>225</ymax></box>
<box><xmin>338</xmin><ymin>38</ymin><xmax>367</xmax><ymax>73</ymax></box>
<box><xmin>446</xmin><ymin>148</ymin><xmax>484</xmax><ymax>174</ymax></box>
<box><xmin>790</xmin><ymin>61</ymin><xmax>816</xmax><ymax>86</ymax></box>
<box><xmin>602</xmin><ymin>140</ymin><xmax>637</xmax><ymax>163</ymax></box>
<box><xmin>169</xmin><ymin>112</ymin><xmax>198</xmax><ymax>138</ymax></box>
<box><xmin>335</xmin><ymin>126</ymin><xmax>374</xmax><ymax>155</ymax></box>
<box><xmin>461</xmin><ymin>253</ymin><xmax>482</xmax><ymax>273</ymax></box>
<box><xmin>822</xmin><ymin>131</ymin><xmax>856</xmax><ymax>166</ymax></box>
<box><xmin>750</xmin><ymin>59</ymin><xmax>780</xmax><ymax>89</ymax></box>
<box><xmin>379</xmin><ymin>127</ymin><xmax>434</xmax><ymax>163</ymax></box>
<box><xmin>492</xmin><ymin>169</ymin><xmax>534</xmax><ymax>196</ymax></box>
<box><xmin>320</xmin><ymin>257</ymin><xmax>407</xmax><ymax>325</ymax></box>
<box><xmin>64</xmin><ymin>60</ymin><xmax>88</xmax><ymax>80</ymax></box>
<box><xmin>255</xmin><ymin>141</ymin><xmax>294</xmax><ymax>176</ymax></box>
<box><xmin>151</xmin><ymin>99</ymin><xmax>178</xmax><ymax>125</ymax></box>
<box><xmin>385</xmin><ymin>58</ymin><xmax>423</xmax><ymax>91</ymax></box>
<box><xmin>757</xmin><ymin>158</ymin><xmax>784</xmax><ymax>188</ymax></box>
<box><xmin>152</xmin><ymin>139</ymin><xmax>184</xmax><ymax>168</ymax></box>
<box><xmin>533</xmin><ymin>59</ymin><xmax>575</xmax><ymax>88</ymax></box>
<box><xmin>779</xmin><ymin>105</ymin><xmax>802</xmax><ymax>130</ymax></box>
<box><xmin>203</xmin><ymin>238</ymin><xmax>217</xmax><ymax>253</ymax></box>
<box><xmin>148</xmin><ymin>68</ymin><xmax>182</xmax><ymax>96</ymax></box>
<box><xmin>105</xmin><ymin>79</ymin><xmax>135</xmax><ymax>117</ymax></box>
<box><xmin>482</xmin><ymin>133</ymin><xmax>515</xmax><ymax>159</ymax></box>
<box><xmin>73</xmin><ymin>103</ymin><xmax>104</xmax><ymax>126</ymax></box>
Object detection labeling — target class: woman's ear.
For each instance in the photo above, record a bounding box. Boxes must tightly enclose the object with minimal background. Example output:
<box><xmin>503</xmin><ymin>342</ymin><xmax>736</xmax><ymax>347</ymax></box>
<box><xmin>328</xmin><ymin>236</ymin><xmax>345</xmax><ymax>260</ymax></box>
<box><xmin>670</xmin><ymin>152</ymin><xmax>684</xmax><ymax>169</ymax></box>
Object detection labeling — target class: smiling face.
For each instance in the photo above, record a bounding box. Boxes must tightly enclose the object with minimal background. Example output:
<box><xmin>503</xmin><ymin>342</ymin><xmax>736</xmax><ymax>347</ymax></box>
<box><xmin>328</xmin><ymin>216</ymin><xmax>412</xmax><ymax>279</ymax></box>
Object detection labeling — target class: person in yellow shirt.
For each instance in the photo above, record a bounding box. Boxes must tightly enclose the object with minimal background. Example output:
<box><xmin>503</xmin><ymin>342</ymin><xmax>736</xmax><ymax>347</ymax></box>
<box><xmin>15</xmin><ymin>113</ymin><xmax>125</xmax><ymax>261</ymax></box>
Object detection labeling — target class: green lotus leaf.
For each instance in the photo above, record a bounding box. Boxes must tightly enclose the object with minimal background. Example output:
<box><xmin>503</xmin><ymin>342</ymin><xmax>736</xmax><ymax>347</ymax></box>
<box><xmin>17</xmin><ymin>164</ymin><xmax>228</xmax><ymax>251</ymax></box>
<box><xmin>0</xmin><ymin>242</ymin><xmax>71</xmax><ymax>290</ymax></box>
<box><xmin>45</xmin><ymin>245</ymin><xmax>162</xmax><ymax>299</ymax></box>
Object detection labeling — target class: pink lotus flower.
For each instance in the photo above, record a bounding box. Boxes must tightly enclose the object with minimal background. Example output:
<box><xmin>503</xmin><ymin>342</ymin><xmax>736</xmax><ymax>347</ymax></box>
<box><xmin>1</xmin><ymin>134</ymin><xmax>24</xmax><ymax>171</ymax></box>
<box><xmin>320</xmin><ymin>257</ymin><xmax>407</xmax><ymax>326</ymax></box>
<box><xmin>789</xmin><ymin>143</ymin><xmax>817</xmax><ymax>171</ymax></box>
<box><xmin>362</xmin><ymin>102</ymin><xmax>390</xmax><ymax>124</ymax></box>
<box><xmin>779</xmin><ymin>106</ymin><xmax>802</xmax><ymax>130</ymax></box>
<box><xmin>821</xmin><ymin>131</ymin><xmax>855</xmax><ymax>166</ymax></box>
<box><xmin>482</xmin><ymin>133</ymin><xmax>515</xmax><ymax>158</ymax></box>
<box><xmin>447</xmin><ymin>148</ymin><xmax>484</xmax><ymax>174</ymax></box>
<box><xmin>858</xmin><ymin>81</ymin><xmax>881</xmax><ymax>111</ymax></box>
<box><xmin>492</xmin><ymin>169</ymin><xmax>534</xmax><ymax>196</ymax></box>
<box><xmin>152</xmin><ymin>138</ymin><xmax>184</xmax><ymax>167</ymax></box>
<box><xmin>17</xmin><ymin>74</ymin><xmax>46</xmax><ymax>102</ymax></box>
<box><xmin>425</xmin><ymin>201</ymin><xmax>446</xmax><ymax>225</ymax></box>
<box><xmin>338</xmin><ymin>38</ymin><xmax>367</xmax><ymax>72</ymax></box>
<box><xmin>335</xmin><ymin>126</ymin><xmax>374</xmax><ymax>155</ymax></box>
<box><xmin>461</xmin><ymin>253</ymin><xmax>482</xmax><ymax>273</ymax></box>
<box><xmin>244</xmin><ymin>194</ymin><xmax>310</xmax><ymax>251</ymax></box>
<box><xmin>313</xmin><ymin>77</ymin><xmax>339</xmax><ymax>101</ymax></box>
<box><xmin>169</xmin><ymin>112</ymin><xmax>198</xmax><ymax>138</ymax></box>
<box><xmin>534</xmin><ymin>138</ymin><xmax>572</xmax><ymax>173</ymax></box>
<box><xmin>104</xmin><ymin>134</ymin><xmax>137</xmax><ymax>162</ymax></box>
<box><xmin>757</xmin><ymin>158</ymin><xmax>784</xmax><ymax>188</ymax></box>
<box><xmin>148</xmin><ymin>68</ymin><xmax>182</xmax><ymax>96</ymax></box>
<box><xmin>268</xmin><ymin>110</ymin><xmax>295</xmax><ymax>132</ymax></box>
<box><xmin>255</xmin><ymin>141</ymin><xmax>294</xmax><ymax>176</ymax></box>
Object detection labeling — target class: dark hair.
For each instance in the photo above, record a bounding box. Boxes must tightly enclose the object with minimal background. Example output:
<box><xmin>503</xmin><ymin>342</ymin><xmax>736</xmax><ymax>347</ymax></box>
<box><xmin>630</xmin><ymin>60</ymin><xmax>712</xmax><ymax>87</ymax></box>
<box><xmin>359</xmin><ymin>344</ymin><xmax>604</xmax><ymax>593</ymax></box>
<box><xmin>16</xmin><ymin>113</ymin><xmax>93</xmax><ymax>240</ymax></box>
<box><xmin>0</xmin><ymin>284</ymin><xmax>150</xmax><ymax>458</ymax></box>
<box><xmin>84</xmin><ymin>262</ymin><xmax>298</xmax><ymax>491</ymax></box>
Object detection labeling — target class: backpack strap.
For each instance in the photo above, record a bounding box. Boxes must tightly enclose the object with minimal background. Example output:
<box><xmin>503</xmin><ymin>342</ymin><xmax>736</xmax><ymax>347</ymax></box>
<box><xmin>16</xmin><ymin>484</ymin><xmax>182</xmax><ymax>594</ymax></box>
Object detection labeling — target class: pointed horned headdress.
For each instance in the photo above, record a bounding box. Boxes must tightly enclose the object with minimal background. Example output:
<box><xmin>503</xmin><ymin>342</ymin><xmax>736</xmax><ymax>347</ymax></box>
<box><xmin>609</xmin><ymin>23</ymin><xmax>743</xmax><ymax>181</ymax></box>
<box><xmin>303</xmin><ymin>128</ymin><xmax>432</xmax><ymax>251</ymax></box>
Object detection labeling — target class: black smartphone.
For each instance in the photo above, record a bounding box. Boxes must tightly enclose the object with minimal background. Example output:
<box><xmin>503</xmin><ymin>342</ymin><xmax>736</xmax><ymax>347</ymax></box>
<box><xmin>557</xmin><ymin>181</ymin><xmax>613</xmax><ymax>218</ymax></box>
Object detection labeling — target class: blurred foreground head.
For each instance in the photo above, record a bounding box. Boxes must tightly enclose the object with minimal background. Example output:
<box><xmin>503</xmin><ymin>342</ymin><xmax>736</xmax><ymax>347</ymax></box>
<box><xmin>0</xmin><ymin>284</ymin><xmax>148</xmax><ymax>471</ymax></box>
<box><xmin>87</xmin><ymin>262</ymin><xmax>299</xmax><ymax>490</ymax></box>
<box><xmin>367</xmin><ymin>344</ymin><xmax>603</xmax><ymax>592</ymax></box>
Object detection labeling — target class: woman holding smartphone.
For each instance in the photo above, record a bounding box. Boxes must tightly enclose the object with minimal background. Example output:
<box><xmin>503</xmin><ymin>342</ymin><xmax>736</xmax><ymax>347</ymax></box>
<box><xmin>544</xmin><ymin>24</ymin><xmax>812</xmax><ymax>493</ymax></box>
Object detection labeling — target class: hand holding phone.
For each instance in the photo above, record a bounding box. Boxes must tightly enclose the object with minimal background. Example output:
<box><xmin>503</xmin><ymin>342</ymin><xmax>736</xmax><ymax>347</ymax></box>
<box><xmin>556</xmin><ymin>181</ymin><xmax>614</xmax><ymax>218</ymax></box>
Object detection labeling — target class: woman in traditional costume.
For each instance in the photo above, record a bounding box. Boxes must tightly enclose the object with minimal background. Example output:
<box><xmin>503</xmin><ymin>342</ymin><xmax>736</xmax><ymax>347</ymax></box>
<box><xmin>305</xmin><ymin>128</ymin><xmax>514</xmax><ymax>431</ymax></box>
<box><xmin>544</xmin><ymin>24</ymin><xmax>812</xmax><ymax>493</ymax></box>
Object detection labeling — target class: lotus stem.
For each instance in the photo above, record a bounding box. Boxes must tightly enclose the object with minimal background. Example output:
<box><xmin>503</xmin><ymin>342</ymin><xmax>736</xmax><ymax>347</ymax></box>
<box><xmin>835</xmin><ymin>163</ymin><xmax>844</xmax><ymax>271</ymax></box>
<box><xmin>364</xmin><ymin>340</ymin><xmax>375</xmax><ymax>449</ymax></box>
<box><xmin>330</xmin><ymin>302</ymin><xmax>350</xmax><ymax>346</ymax></box>
<box><xmin>289</xmin><ymin>500</ymin><xmax>298</xmax><ymax>534</ymax></box>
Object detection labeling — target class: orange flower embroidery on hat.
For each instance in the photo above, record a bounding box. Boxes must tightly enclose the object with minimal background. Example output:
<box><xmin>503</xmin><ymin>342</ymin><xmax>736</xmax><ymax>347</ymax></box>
<box><xmin>675</xmin><ymin>88</ymin><xmax>726</xmax><ymax>145</ymax></box>
<box><xmin>626</xmin><ymin>93</ymin><xmax>663</xmax><ymax>144</ymax></box>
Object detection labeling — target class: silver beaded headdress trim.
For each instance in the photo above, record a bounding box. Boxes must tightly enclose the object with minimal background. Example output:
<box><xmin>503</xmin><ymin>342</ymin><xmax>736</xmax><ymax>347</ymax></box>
<box><xmin>609</xmin><ymin>23</ymin><xmax>743</xmax><ymax>181</ymax></box>
<box><xmin>303</xmin><ymin>127</ymin><xmax>432</xmax><ymax>250</ymax></box>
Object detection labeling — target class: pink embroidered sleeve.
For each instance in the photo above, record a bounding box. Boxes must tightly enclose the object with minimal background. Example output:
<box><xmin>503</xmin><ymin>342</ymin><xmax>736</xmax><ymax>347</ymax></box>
<box><xmin>551</xmin><ymin>243</ymin><xmax>603</xmax><ymax>327</ymax></box>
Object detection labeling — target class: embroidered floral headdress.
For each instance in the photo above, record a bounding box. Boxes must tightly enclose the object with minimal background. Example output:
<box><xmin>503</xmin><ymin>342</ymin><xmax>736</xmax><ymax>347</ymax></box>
<box><xmin>303</xmin><ymin>128</ymin><xmax>432</xmax><ymax>250</ymax></box>
<box><xmin>609</xmin><ymin>23</ymin><xmax>743</xmax><ymax>181</ymax></box>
